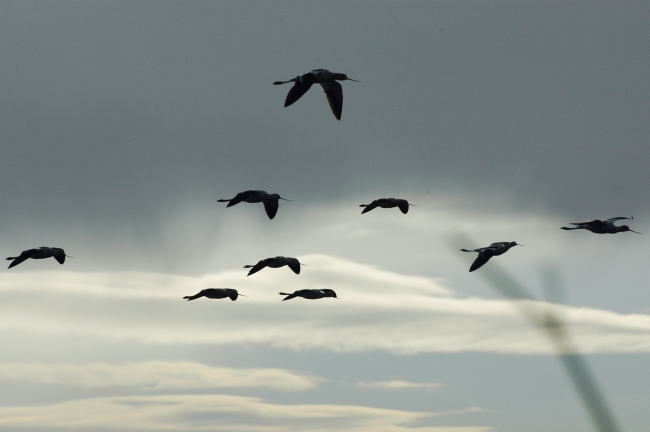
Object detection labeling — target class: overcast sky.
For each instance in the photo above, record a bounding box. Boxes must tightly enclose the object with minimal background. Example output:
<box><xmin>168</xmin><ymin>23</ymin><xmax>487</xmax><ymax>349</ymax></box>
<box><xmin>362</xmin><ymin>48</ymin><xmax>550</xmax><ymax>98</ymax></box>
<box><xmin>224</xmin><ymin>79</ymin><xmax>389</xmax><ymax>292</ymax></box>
<box><xmin>0</xmin><ymin>1</ymin><xmax>648</xmax><ymax>431</ymax></box>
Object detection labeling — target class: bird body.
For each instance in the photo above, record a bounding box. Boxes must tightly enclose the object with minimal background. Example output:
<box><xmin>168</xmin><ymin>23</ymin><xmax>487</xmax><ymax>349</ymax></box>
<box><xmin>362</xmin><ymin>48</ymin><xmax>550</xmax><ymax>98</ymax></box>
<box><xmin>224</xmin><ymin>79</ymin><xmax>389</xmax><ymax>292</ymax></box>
<box><xmin>6</xmin><ymin>247</ymin><xmax>69</xmax><ymax>269</ymax></box>
<box><xmin>561</xmin><ymin>217</ymin><xmax>640</xmax><ymax>234</ymax></box>
<box><xmin>460</xmin><ymin>241</ymin><xmax>521</xmax><ymax>272</ymax></box>
<box><xmin>218</xmin><ymin>190</ymin><xmax>290</xmax><ymax>219</ymax></box>
<box><xmin>244</xmin><ymin>256</ymin><xmax>303</xmax><ymax>276</ymax></box>
<box><xmin>360</xmin><ymin>198</ymin><xmax>414</xmax><ymax>214</ymax></box>
<box><xmin>279</xmin><ymin>289</ymin><xmax>338</xmax><ymax>301</ymax></box>
<box><xmin>273</xmin><ymin>69</ymin><xmax>359</xmax><ymax>120</ymax></box>
<box><xmin>183</xmin><ymin>288</ymin><xmax>242</xmax><ymax>301</ymax></box>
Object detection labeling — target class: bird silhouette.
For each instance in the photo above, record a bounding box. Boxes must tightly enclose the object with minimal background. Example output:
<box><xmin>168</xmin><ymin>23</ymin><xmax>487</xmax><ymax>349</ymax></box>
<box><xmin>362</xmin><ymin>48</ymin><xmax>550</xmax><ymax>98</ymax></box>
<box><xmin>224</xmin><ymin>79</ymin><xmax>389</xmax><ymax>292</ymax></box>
<box><xmin>279</xmin><ymin>289</ymin><xmax>338</xmax><ymax>301</ymax></box>
<box><xmin>460</xmin><ymin>242</ymin><xmax>522</xmax><ymax>272</ymax></box>
<box><xmin>359</xmin><ymin>198</ymin><xmax>414</xmax><ymax>214</ymax></box>
<box><xmin>183</xmin><ymin>288</ymin><xmax>244</xmax><ymax>301</ymax></box>
<box><xmin>561</xmin><ymin>217</ymin><xmax>641</xmax><ymax>234</ymax></box>
<box><xmin>6</xmin><ymin>247</ymin><xmax>71</xmax><ymax>269</ymax></box>
<box><xmin>218</xmin><ymin>190</ymin><xmax>290</xmax><ymax>220</ymax></box>
<box><xmin>273</xmin><ymin>69</ymin><xmax>360</xmax><ymax>120</ymax></box>
<box><xmin>244</xmin><ymin>256</ymin><xmax>304</xmax><ymax>276</ymax></box>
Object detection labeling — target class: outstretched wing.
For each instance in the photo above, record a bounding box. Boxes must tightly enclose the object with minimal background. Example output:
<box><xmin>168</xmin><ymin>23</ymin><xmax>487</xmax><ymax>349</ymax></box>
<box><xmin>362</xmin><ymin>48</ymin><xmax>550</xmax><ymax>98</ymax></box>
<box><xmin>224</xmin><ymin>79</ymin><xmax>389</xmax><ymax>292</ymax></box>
<box><xmin>285</xmin><ymin>74</ymin><xmax>316</xmax><ymax>107</ymax></box>
<box><xmin>263</xmin><ymin>199</ymin><xmax>279</xmax><ymax>219</ymax></box>
<box><xmin>361</xmin><ymin>200</ymin><xmax>379</xmax><ymax>214</ymax></box>
<box><xmin>286</xmin><ymin>258</ymin><xmax>301</xmax><ymax>274</ymax></box>
<box><xmin>397</xmin><ymin>200</ymin><xmax>409</xmax><ymax>214</ymax></box>
<box><xmin>469</xmin><ymin>250</ymin><xmax>493</xmax><ymax>272</ymax></box>
<box><xmin>7</xmin><ymin>252</ymin><xmax>29</xmax><ymax>269</ymax></box>
<box><xmin>247</xmin><ymin>260</ymin><xmax>268</xmax><ymax>276</ymax></box>
<box><xmin>570</xmin><ymin>219</ymin><xmax>600</xmax><ymax>225</ymax></box>
<box><xmin>320</xmin><ymin>80</ymin><xmax>343</xmax><ymax>120</ymax></box>
<box><xmin>606</xmin><ymin>217</ymin><xmax>632</xmax><ymax>224</ymax></box>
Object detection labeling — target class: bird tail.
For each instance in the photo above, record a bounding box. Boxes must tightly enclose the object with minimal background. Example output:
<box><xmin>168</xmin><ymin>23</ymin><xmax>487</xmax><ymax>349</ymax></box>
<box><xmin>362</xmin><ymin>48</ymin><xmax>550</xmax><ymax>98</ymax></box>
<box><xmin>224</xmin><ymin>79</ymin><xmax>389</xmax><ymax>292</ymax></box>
<box><xmin>279</xmin><ymin>292</ymin><xmax>297</xmax><ymax>301</ymax></box>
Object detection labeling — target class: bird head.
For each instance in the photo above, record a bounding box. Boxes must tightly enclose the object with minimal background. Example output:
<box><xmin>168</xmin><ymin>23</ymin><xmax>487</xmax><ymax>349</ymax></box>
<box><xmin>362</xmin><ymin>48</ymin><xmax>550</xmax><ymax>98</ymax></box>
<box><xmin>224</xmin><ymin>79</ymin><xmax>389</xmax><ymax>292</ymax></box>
<box><xmin>334</xmin><ymin>73</ymin><xmax>360</xmax><ymax>82</ymax></box>
<box><xmin>621</xmin><ymin>225</ymin><xmax>642</xmax><ymax>234</ymax></box>
<box><xmin>271</xmin><ymin>194</ymin><xmax>292</xmax><ymax>201</ymax></box>
<box><xmin>322</xmin><ymin>289</ymin><xmax>338</xmax><ymax>299</ymax></box>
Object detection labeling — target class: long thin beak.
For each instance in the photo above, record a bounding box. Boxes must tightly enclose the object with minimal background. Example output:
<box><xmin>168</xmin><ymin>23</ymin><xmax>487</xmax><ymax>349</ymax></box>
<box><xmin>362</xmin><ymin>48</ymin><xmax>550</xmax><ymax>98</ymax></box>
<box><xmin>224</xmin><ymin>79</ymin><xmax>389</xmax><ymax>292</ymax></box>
<box><xmin>409</xmin><ymin>204</ymin><xmax>417</xmax><ymax>206</ymax></box>
<box><xmin>347</xmin><ymin>78</ymin><xmax>361</xmax><ymax>82</ymax></box>
<box><xmin>238</xmin><ymin>294</ymin><xmax>248</xmax><ymax>297</ymax></box>
<box><xmin>630</xmin><ymin>230</ymin><xmax>642</xmax><ymax>234</ymax></box>
<box><xmin>299</xmin><ymin>262</ymin><xmax>309</xmax><ymax>266</ymax></box>
<box><xmin>66</xmin><ymin>255</ymin><xmax>75</xmax><ymax>258</ymax></box>
<box><xmin>279</xmin><ymin>197</ymin><xmax>292</xmax><ymax>201</ymax></box>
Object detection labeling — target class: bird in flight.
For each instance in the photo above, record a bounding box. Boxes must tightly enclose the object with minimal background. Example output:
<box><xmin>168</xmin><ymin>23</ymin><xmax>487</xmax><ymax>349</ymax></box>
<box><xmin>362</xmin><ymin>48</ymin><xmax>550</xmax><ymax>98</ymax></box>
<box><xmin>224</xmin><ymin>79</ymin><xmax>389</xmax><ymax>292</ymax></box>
<box><xmin>279</xmin><ymin>289</ymin><xmax>338</xmax><ymax>301</ymax></box>
<box><xmin>183</xmin><ymin>288</ymin><xmax>244</xmax><ymax>301</ymax></box>
<box><xmin>6</xmin><ymin>247</ymin><xmax>71</xmax><ymax>269</ymax></box>
<box><xmin>244</xmin><ymin>256</ymin><xmax>304</xmax><ymax>276</ymax></box>
<box><xmin>273</xmin><ymin>69</ymin><xmax>360</xmax><ymax>120</ymax></box>
<box><xmin>359</xmin><ymin>198</ymin><xmax>414</xmax><ymax>214</ymax></box>
<box><xmin>460</xmin><ymin>241</ymin><xmax>522</xmax><ymax>272</ymax></box>
<box><xmin>218</xmin><ymin>190</ymin><xmax>290</xmax><ymax>220</ymax></box>
<box><xmin>561</xmin><ymin>217</ymin><xmax>641</xmax><ymax>234</ymax></box>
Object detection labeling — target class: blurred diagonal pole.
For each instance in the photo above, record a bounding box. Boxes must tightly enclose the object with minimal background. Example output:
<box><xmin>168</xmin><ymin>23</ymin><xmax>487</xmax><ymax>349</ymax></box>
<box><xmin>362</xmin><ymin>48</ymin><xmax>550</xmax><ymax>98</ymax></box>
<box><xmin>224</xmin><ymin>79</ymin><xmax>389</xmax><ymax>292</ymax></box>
<box><xmin>449</xmin><ymin>233</ymin><xmax>622</xmax><ymax>432</ymax></box>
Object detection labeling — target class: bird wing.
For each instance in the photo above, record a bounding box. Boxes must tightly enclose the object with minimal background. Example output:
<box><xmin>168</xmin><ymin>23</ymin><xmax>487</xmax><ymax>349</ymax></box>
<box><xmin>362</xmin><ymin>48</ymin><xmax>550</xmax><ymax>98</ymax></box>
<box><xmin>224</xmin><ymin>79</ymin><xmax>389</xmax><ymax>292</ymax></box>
<box><xmin>606</xmin><ymin>217</ymin><xmax>632</xmax><ymax>224</ymax></box>
<box><xmin>7</xmin><ymin>252</ymin><xmax>29</xmax><ymax>269</ymax></box>
<box><xmin>469</xmin><ymin>250</ymin><xmax>494</xmax><ymax>272</ymax></box>
<box><xmin>361</xmin><ymin>200</ymin><xmax>379</xmax><ymax>214</ymax></box>
<box><xmin>52</xmin><ymin>249</ymin><xmax>66</xmax><ymax>264</ymax></box>
<box><xmin>247</xmin><ymin>260</ymin><xmax>268</xmax><ymax>276</ymax></box>
<box><xmin>397</xmin><ymin>200</ymin><xmax>409</xmax><ymax>214</ymax></box>
<box><xmin>287</xmin><ymin>258</ymin><xmax>301</xmax><ymax>274</ymax></box>
<box><xmin>285</xmin><ymin>74</ymin><xmax>316</xmax><ymax>107</ymax></box>
<box><xmin>263</xmin><ymin>199</ymin><xmax>279</xmax><ymax>219</ymax></box>
<box><xmin>320</xmin><ymin>80</ymin><xmax>343</xmax><ymax>120</ymax></box>
<box><xmin>570</xmin><ymin>220</ymin><xmax>600</xmax><ymax>225</ymax></box>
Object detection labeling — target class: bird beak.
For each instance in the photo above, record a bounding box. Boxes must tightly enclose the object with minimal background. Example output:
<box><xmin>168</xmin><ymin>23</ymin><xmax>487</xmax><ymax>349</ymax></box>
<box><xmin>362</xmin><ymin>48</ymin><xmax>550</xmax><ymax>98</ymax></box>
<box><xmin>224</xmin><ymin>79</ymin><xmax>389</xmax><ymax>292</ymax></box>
<box><xmin>239</xmin><ymin>294</ymin><xmax>248</xmax><ymax>297</ymax></box>
<box><xmin>347</xmin><ymin>78</ymin><xmax>361</xmax><ymax>82</ymax></box>
<box><xmin>279</xmin><ymin>197</ymin><xmax>292</xmax><ymax>201</ymax></box>
<box><xmin>299</xmin><ymin>262</ymin><xmax>309</xmax><ymax>266</ymax></box>
<box><xmin>66</xmin><ymin>255</ymin><xmax>75</xmax><ymax>258</ymax></box>
<box><xmin>630</xmin><ymin>230</ymin><xmax>642</xmax><ymax>234</ymax></box>
<box><xmin>516</xmin><ymin>243</ymin><xmax>525</xmax><ymax>246</ymax></box>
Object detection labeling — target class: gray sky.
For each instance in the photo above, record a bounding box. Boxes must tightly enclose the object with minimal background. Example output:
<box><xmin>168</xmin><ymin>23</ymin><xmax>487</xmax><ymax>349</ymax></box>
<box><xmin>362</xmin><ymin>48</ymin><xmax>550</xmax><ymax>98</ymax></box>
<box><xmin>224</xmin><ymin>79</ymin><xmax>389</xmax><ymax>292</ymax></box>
<box><xmin>0</xmin><ymin>1</ymin><xmax>648</xmax><ymax>431</ymax></box>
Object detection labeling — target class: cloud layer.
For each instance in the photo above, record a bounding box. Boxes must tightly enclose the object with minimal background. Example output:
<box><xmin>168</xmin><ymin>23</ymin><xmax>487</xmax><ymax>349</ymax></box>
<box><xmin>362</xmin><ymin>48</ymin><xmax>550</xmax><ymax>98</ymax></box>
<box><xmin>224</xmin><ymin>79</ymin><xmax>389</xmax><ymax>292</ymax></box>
<box><xmin>0</xmin><ymin>361</ymin><xmax>319</xmax><ymax>391</ymax></box>
<box><xmin>1</xmin><ymin>254</ymin><xmax>648</xmax><ymax>355</ymax></box>
<box><xmin>0</xmin><ymin>394</ymin><xmax>488</xmax><ymax>432</ymax></box>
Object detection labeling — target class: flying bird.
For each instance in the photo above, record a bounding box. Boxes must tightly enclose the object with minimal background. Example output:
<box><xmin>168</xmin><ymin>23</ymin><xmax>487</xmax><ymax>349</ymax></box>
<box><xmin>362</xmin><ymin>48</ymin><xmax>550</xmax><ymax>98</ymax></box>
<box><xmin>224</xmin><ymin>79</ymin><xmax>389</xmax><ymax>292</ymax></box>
<box><xmin>244</xmin><ymin>256</ymin><xmax>304</xmax><ymax>276</ymax></box>
<box><xmin>218</xmin><ymin>190</ymin><xmax>290</xmax><ymax>220</ymax></box>
<box><xmin>6</xmin><ymin>247</ymin><xmax>71</xmax><ymax>269</ymax></box>
<box><xmin>561</xmin><ymin>217</ymin><xmax>641</xmax><ymax>234</ymax></box>
<box><xmin>279</xmin><ymin>289</ymin><xmax>338</xmax><ymax>301</ymax></box>
<box><xmin>183</xmin><ymin>288</ymin><xmax>244</xmax><ymax>301</ymax></box>
<box><xmin>359</xmin><ymin>198</ymin><xmax>414</xmax><ymax>214</ymax></box>
<box><xmin>273</xmin><ymin>68</ymin><xmax>360</xmax><ymax>120</ymax></box>
<box><xmin>460</xmin><ymin>241</ymin><xmax>522</xmax><ymax>272</ymax></box>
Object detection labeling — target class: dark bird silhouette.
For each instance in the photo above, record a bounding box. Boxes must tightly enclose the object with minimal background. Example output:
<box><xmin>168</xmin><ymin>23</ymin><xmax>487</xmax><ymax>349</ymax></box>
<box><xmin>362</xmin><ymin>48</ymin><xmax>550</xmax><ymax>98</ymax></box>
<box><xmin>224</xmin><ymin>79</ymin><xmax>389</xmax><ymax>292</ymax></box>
<box><xmin>279</xmin><ymin>289</ymin><xmax>338</xmax><ymax>301</ymax></box>
<box><xmin>244</xmin><ymin>256</ymin><xmax>304</xmax><ymax>276</ymax></box>
<box><xmin>183</xmin><ymin>288</ymin><xmax>244</xmax><ymax>301</ymax></box>
<box><xmin>359</xmin><ymin>198</ymin><xmax>415</xmax><ymax>214</ymax></box>
<box><xmin>273</xmin><ymin>69</ymin><xmax>360</xmax><ymax>120</ymax></box>
<box><xmin>218</xmin><ymin>190</ymin><xmax>290</xmax><ymax>220</ymax></box>
<box><xmin>460</xmin><ymin>242</ymin><xmax>522</xmax><ymax>272</ymax></box>
<box><xmin>561</xmin><ymin>217</ymin><xmax>641</xmax><ymax>234</ymax></box>
<box><xmin>6</xmin><ymin>247</ymin><xmax>71</xmax><ymax>269</ymax></box>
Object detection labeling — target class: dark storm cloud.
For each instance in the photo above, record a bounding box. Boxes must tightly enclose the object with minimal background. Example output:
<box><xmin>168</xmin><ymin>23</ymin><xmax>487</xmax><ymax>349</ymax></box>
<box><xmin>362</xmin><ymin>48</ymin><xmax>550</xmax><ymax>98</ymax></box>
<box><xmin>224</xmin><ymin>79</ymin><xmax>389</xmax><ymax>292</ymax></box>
<box><xmin>0</xmin><ymin>1</ymin><xmax>647</xmax><ymax>246</ymax></box>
